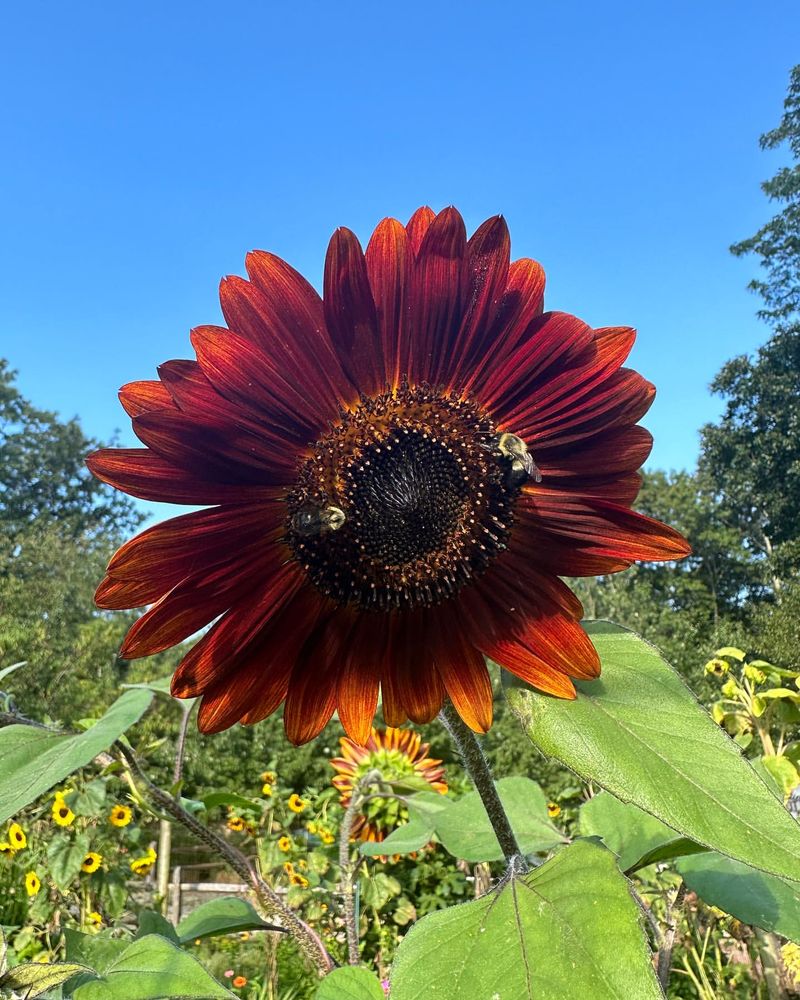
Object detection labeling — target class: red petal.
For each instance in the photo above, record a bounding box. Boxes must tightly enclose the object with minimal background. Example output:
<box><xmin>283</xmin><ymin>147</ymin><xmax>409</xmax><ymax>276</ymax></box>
<box><xmin>284</xmin><ymin>611</ymin><xmax>353</xmax><ymax>745</ymax></box>
<box><xmin>221</xmin><ymin>263</ymin><xmax>352</xmax><ymax>409</ymax></box>
<box><xmin>86</xmin><ymin>448</ymin><xmax>264</xmax><ymax>505</ymax></box>
<box><xmin>365</xmin><ymin>217</ymin><xmax>412</xmax><ymax>390</ymax></box>
<box><xmin>119</xmin><ymin>540</ymin><xmax>286</xmax><ymax>659</ymax></box>
<box><xmin>191</xmin><ymin>325</ymin><xmax>322</xmax><ymax>440</ymax></box>
<box><xmin>323</xmin><ymin>228</ymin><xmax>383</xmax><ymax>394</ymax></box>
<box><xmin>95</xmin><ymin>575</ymin><xmax>166</xmax><ymax>611</ymax></box>
<box><xmin>445</xmin><ymin>215</ymin><xmax>510</xmax><ymax>387</ymax></box>
<box><xmin>434</xmin><ymin>625</ymin><xmax>493</xmax><ymax>733</ymax></box>
<box><xmin>406</xmin><ymin>206</ymin><xmax>436</xmax><ymax>255</ymax></box>
<box><xmin>131</xmin><ymin>408</ymin><xmax>288</xmax><ymax>484</ymax></box>
<box><xmin>517</xmin><ymin>369</ymin><xmax>656</xmax><ymax>450</ymax></box>
<box><xmin>536</xmin><ymin>425</ymin><xmax>653</xmax><ymax>479</ymax></box>
<box><xmin>106</xmin><ymin>503</ymin><xmax>282</xmax><ymax>582</ymax></box>
<box><xmin>479</xmin><ymin>311</ymin><xmax>595</xmax><ymax>416</ymax></box>
<box><xmin>518</xmin><ymin>493</ymin><xmax>692</xmax><ymax>561</ymax></box>
<box><xmin>388</xmin><ymin>613</ymin><xmax>445</xmax><ymax>725</ymax></box>
<box><xmin>336</xmin><ymin>615</ymin><xmax>384</xmax><ymax>744</ymax></box>
<box><xmin>409</xmin><ymin>207</ymin><xmax>469</xmax><ymax>386</ymax></box>
<box><xmin>485</xmin><ymin>635</ymin><xmax>577</xmax><ymax>698</ymax></box>
<box><xmin>171</xmin><ymin>563</ymin><xmax>307</xmax><ymax>698</ymax></box>
<box><xmin>119</xmin><ymin>380</ymin><xmax>175</xmax><ymax>418</ymax></box>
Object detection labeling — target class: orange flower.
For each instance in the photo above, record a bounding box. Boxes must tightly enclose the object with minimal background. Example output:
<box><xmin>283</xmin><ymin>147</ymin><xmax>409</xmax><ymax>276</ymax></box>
<box><xmin>232</xmin><ymin>976</ymin><xmax>247</xmax><ymax>988</ymax></box>
<box><xmin>331</xmin><ymin>726</ymin><xmax>447</xmax><ymax>844</ymax></box>
<box><xmin>89</xmin><ymin>208</ymin><xmax>690</xmax><ymax>744</ymax></box>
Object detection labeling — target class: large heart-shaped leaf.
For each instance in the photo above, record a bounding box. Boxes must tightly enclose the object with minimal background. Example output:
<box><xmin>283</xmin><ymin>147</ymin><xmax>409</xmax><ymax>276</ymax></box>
<box><xmin>360</xmin><ymin>791</ymin><xmax>449</xmax><ymax>859</ymax></box>
<box><xmin>389</xmin><ymin>840</ymin><xmax>662</xmax><ymax>1000</ymax></box>
<box><xmin>71</xmin><ymin>934</ymin><xmax>235</xmax><ymax>998</ymax></box>
<box><xmin>316</xmin><ymin>966</ymin><xmax>386</xmax><ymax>999</ymax></box>
<box><xmin>508</xmin><ymin>622</ymin><xmax>800</xmax><ymax>885</ymax></box>
<box><xmin>0</xmin><ymin>689</ymin><xmax>153</xmax><ymax>824</ymax></box>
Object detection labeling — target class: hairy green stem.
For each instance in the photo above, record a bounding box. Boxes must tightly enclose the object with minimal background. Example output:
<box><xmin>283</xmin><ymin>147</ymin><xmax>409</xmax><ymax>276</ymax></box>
<box><xmin>114</xmin><ymin>740</ymin><xmax>335</xmax><ymax>975</ymax></box>
<box><xmin>438</xmin><ymin>700</ymin><xmax>525</xmax><ymax>868</ymax></box>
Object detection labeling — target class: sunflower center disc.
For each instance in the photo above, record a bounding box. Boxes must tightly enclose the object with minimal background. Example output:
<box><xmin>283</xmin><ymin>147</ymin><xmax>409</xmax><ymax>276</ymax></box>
<box><xmin>286</xmin><ymin>384</ymin><xmax>527</xmax><ymax>611</ymax></box>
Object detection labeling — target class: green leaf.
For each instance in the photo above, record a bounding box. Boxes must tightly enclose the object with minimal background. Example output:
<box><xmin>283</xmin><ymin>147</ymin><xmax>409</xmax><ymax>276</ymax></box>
<box><xmin>389</xmin><ymin>840</ymin><xmax>662</xmax><ymax>1000</ymax></box>
<box><xmin>63</xmin><ymin>928</ymin><xmax>130</xmax><ymax>972</ymax></box>
<box><xmin>434</xmin><ymin>776</ymin><xmax>564</xmax><ymax>862</ymax></box>
<box><xmin>136</xmin><ymin>910</ymin><xmax>180</xmax><ymax>944</ymax></box>
<box><xmin>121</xmin><ymin>676</ymin><xmax>181</xmax><ymax>697</ymax></box>
<box><xmin>47</xmin><ymin>832</ymin><xmax>91</xmax><ymax>890</ymax></box>
<box><xmin>175</xmin><ymin>897</ymin><xmax>283</xmax><ymax>944</ymax></box>
<box><xmin>201</xmin><ymin>791</ymin><xmax>260</xmax><ymax>813</ymax></box>
<box><xmin>71</xmin><ymin>934</ymin><xmax>236</xmax><ymax>998</ymax></box>
<box><xmin>360</xmin><ymin>813</ymin><xmax>433</xmax><ymax>858</ymax></box>
<box><xmin>360</xmin><ymin>872</ymin><xmax>402</xmax><ymax>910</ymax></box>
<box><xmin>675</xmin><ymin>853</ymin><xmax>800</xmax><ymax>939</ymax></box>
<box><xmin>0</xmin><ymin>689</ymin><xmax>153</xmax><ymax>824</ymax></box>
<box><xmin>508</xmin><ymin>622</ymin><xmax>800</xmax><ymax>885</ymax></box>
<box><xmin>316</xmin><ymin>966</ymin><xmax>386</xmax><ymax>1000</ymax></box>
<box><xmin>760</xmin><ymin>755</ymin><xmax>800</xmax><ymax>796</ymax></box>
<box><xmin>715</xmin><ymin>647</ymin><xmax>746</xmax><ymax>660</ymax></box>
<box><xmin>72</xmin><ymin>779</ymin><xmax>108</xmax><ymax>816</ymax></box>
<box><xmin>580</xmin><ymin>792</ymin><xmax>705</xmax><ymax>873</ymax></box>
<box><xmin>0</xmin><ymin>961</ymin><xmax>91</xmax><ymax>998</ymax></box>
<box><xmin>0</xmin><ymin>661</ymin><xmax>26</xmax><ymax>685</ymax></box>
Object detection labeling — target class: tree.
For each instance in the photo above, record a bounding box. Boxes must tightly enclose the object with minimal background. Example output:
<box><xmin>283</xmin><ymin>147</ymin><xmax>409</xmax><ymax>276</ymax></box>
<box><xmin>700</xmin><ymin>64</ymin><xmax>800</xmax><ymax>593</ymax></box>
<box><xmin>0</xmin><ymin>359</ymin><xmax>141</xmax><ymax>544</ymax></box>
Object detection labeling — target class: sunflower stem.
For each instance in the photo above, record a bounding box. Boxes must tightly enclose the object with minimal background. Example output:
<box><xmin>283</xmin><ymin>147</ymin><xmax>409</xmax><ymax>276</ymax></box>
<box><xmin>338</xmin><ymin>769</ymin><xmax>381</xmax><ymax>966</ymax></box>
<box><xmin>113</xmin><ymin>739</ymin><xmax>335</xmax><ymax>976</ymax></box>
<box><xmin>439</xmin><ymin>700</ymin><xmax>526</xmax><ymax>869</ymax></box>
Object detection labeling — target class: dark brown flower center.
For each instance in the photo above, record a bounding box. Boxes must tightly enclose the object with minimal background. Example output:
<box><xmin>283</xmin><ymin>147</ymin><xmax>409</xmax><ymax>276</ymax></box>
<box><xmin>286</xmin><ymin>383</ymin><xmax>534</xmax><ymax>611</ymax></box>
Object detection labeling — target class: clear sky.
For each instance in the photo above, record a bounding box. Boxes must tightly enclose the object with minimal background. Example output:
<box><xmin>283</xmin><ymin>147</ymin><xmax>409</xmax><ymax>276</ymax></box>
<box><xmin>2</xmin><ymin>0</ymin><xmax>797</xmax><ymax>524</ymax></box>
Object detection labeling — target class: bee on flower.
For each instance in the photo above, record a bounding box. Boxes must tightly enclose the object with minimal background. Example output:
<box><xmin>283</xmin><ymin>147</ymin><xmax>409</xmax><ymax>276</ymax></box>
<box><xmin>109</xmin><ymin>804</ymin><xmax>133</xmax><ymax>827</ymax></box>
<box><xmin>7</xmin><ymin>822</ymin><xmax>27</xmax><ymax>850</ymax></box>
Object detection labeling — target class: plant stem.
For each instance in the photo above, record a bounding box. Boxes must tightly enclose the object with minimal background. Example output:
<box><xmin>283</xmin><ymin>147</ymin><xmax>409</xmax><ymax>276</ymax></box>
<box><xmin>338</xmin><ymin>769</ymin><xmax>381</xmax><ymax>966</ymax></box>
<box><xmin>438</xmin><ymin>700</ymin><xmax>525</xmax><ymax>869</ymax></box>
<box><xmin>114</xmin><ymin>739</ymin><xmax>335</xmax><ymax>976</ymax></box>
<box><xmin>656</xmin><ymin>880</ymin><xmax>686</xmax><ymax>992</ymax></box>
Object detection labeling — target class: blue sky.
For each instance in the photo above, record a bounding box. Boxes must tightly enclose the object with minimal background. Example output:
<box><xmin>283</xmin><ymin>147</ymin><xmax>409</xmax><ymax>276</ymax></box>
<box><xmin>2</xmin><ymin>0</ymin><xmax>797</xmax><ymax>523</ymax></box>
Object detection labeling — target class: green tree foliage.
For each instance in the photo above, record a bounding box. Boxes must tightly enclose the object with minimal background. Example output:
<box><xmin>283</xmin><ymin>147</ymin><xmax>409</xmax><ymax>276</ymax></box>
<box><xmin>701</xmin><ymin>64</ymin><xmax>800</xmax><ymax>591</ymax></box>
<box><xmin>0</xmin><ymin>361</ymin><xmax>143</xmax><ymax>718</ymax></box>
<box><xmin>0</xmin><ymin>359</ymin><xmax>140</xmax><ymax>543</ymax></box>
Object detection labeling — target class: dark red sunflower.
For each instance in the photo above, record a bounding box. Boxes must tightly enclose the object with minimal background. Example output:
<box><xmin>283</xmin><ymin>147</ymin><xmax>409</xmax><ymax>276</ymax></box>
<box><xmin>87</xmin><ymin>206</ymin><xmax>690</xmax><ymax>745</ymax></box>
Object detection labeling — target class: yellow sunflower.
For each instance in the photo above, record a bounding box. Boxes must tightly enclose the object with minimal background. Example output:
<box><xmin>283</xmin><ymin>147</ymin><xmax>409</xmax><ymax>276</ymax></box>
<box><xmin>81</xmin><ymin>852</ymin><xmax>103</xmax><ymax>873</ymax></box>
<box><xmin>547</xmin><ymin>802</ymin><xmax>561</xmax><ymax>819</ymax></box>
<box><xmin>227</xmin><ymin>815</ymin><xmax>246</xmax><ymax>832</ymax></box>
<box><xmin>289</xmin><ymin>871</ymin><xmax>309</xmax><ymax>888</ymax></box>
<box><xmin>0</xmin><ymin>842</ymin><xmax>15</xmax><ymax>857</ymax></box>
<box><xmin>8</xmin><ymin>823</ymin><xmax>26</xmax><ymax>850</ymax></box>
<box><xmin>53</xmin><ymin>801</ymin><xmax>75</xmax><ymax>827</ymax></box>
<box><xmin>109</xmin><ymin>804</ymin><xmax>133</xmax><ymax>827</ymax></box>
<box><xmin>287</xmin><ymin>793</ymin><xmax>307</xmax><ymax>814</ymax></box>
<box><xmin>87</xmin><ymin>911</ymin><xmax>104</xmax><ymax>927</ymax></box>
<box><xmin>130</xmin><ymin>846</ymin><xmax>157</xmax><ymax>875</ymax></box>
<box><xmin>277</xmin><ymin>836</ymin><xmax>292</xmax><ymax>852</ymax></box>
<box><xmin>25</xmin><ymin>871</ymin><xmax>41</xmax><ymax>896</ymax></box>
